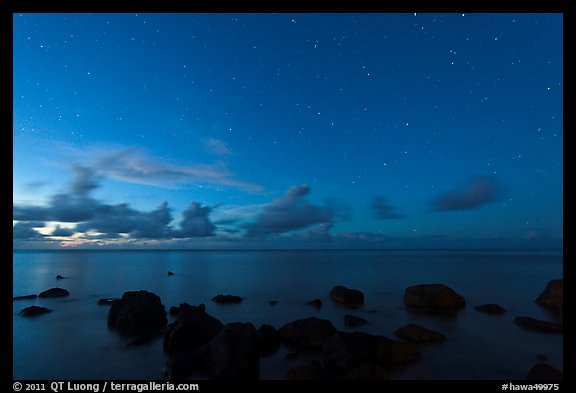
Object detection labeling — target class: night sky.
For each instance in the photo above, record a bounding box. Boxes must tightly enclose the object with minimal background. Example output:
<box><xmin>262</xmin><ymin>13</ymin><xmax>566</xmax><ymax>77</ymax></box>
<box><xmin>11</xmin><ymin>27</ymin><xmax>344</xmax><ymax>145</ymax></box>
<box><xmin>13</xmin><ymin>13</ymin><xmax>563</xmax><ymax>249</ymax></box>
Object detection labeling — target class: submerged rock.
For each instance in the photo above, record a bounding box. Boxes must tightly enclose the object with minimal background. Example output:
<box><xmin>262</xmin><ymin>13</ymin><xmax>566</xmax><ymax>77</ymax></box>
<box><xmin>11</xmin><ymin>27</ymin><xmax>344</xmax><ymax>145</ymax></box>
<box><xmin>475</xmin><ymin>304</ymin><xmax>506</xmax><ymax>314</ymax></box>
<box><xmin>107</xmin><ymin>290</ymin><xmax>167</xmax><ymax>333</ymax></box>
<box><xmin>164</xmin><ymin>303</ymin><xmax>223</xmax><ymax>355</ymax></box>
<box><xmin>20</xmin><ymin>305</ymin><xmax>52</xmax><ymax>317</ymax></box>
<box><xmin>56</xmin><ymin>275</ymin><xmax>65</xmax><ymax>280</ymax></box>
<box><xmin>98</xmin><ymin>298</ymin><xmax>120</xmax><ymax>306</ymax></box>
<box><xmin>13</xmin><ymin>294</ymin><xmax>37</xmax><ymax>301</ymax></box>
<box><xmin>39</xmin><ymin>288</ymin><xmax>70</xmax><ymax>298</ymax></box>
<box><xmin>526</xmin><ymin>363</ymin><xmax>563</xmax><ymax>380</ymax></box>
<box><xmin>329</xmin><ymin>285</ymin><xmax>364</xmax><ymax>305</ymax></box>
<box><xmin>514</xmin><ymin>317</ymin><xmax>562</xmax><ymax>334</ymax></box>
<box><xmin>343</xmin><ymin>314</ymin><xmax>367</xmax><ymax>327</ymax></box>
<box><xmin>269</xmin><ymin>300</ymin><xmax>278</xmax><ymax>306</ymax></box>
<box><xmin>279</xmin><ymin>317</ymin><xmax>337</xmax><ymax>349</ymax></box>
<box><xmin>212</xmin><ymin>294</ymin><xmax>243</xmax><ymax>304</ymax></box>
<box><xmin>257</xmin><ymin>324</ymin><xmax>280</xmax><ymax>355</ymax></box>
<box><xmin>167</xmin><ymin>271</ymin><xmax>175</xmax><ymax>276</ymax></box>
<box><xmin>395</xmin><ymin>323</ymin><xmax>445</xmax><ymax>343</ymax></box>
<box><xmin>323</xmin><ymin>331</ymin><xmax>420</xmax><ymax>375</ymax></box>
<box><xmin>535</xmin><ymin>279</ymin><xmax>563</xmax><ymax>309</ymax></box>
<box><xmin>404</xmin><ymin>284</ymin><xmax>465</xmax><ymax>311</ymax></box>
<box><xmin>308</xmin><ymin>299</ymin><xmax>322</xmax><ymax>308</ymax></box>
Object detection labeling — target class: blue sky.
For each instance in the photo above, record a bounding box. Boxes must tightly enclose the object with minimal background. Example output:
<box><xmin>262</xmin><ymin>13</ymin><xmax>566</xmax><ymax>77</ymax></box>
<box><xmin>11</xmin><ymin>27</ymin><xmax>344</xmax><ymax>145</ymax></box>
<box><xmin>13</xmin><ymin>13</ymin><xmax>563</xmax><ymax>249</ymax></box>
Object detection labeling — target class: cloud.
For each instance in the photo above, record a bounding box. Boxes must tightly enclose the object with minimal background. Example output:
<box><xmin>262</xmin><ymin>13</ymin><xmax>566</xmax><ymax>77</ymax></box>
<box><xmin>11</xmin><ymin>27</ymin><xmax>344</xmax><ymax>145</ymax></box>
<box><xmin>244</xmin><ymin>184</ymin><xmax>335</xmax><ymax>237</ymax></box>
<box><xmin>175</xmin><ymin>203</ymin><xmax>216</xmax><ymax>237</ymax></box>
<box><xmin>371</xmin><ymin>195</ymin><xmax>405</xmax><ymax>219</ymax></box>
<box><xmin>51</xmin><ymin>226</ymin><xmax>75</xmax><ymax>237</ymax></box>
<box><xmin>203</xmin><ymin>138</ymin><xmax>232</xmax><ymax>156</ymax></box>
<box><xmin>432</xmin><ymin>176</ymin><xmax>500</xmax><ymax>211</ymax></box>
<box><xmin>13</xmin><ymin>221</ymin><xmax>45</xmax><ymax>239</ymax></box>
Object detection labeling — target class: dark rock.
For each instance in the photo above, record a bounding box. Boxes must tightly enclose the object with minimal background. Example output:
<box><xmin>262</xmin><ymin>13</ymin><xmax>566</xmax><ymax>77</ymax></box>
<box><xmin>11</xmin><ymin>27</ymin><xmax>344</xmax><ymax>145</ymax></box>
<box><xmin>308</xmin><ymin>299</ymin><xmax>322</xmax><ymax>308</ymax></box>
<box><xmin>269</xmin><ymin>300</ymin><xmax>278</xmax><ymax>305</ymax></box>
<box><xmin>514</xmin><ymin>316</ymin><xmax>562</xmax><ymax>334</ymax></box>
<box><xmin>279</xmin><ymin>317</ymin><xmax>337</xmax><ymax>349</ymax></box>
<box><xmin>166</xmin><ymin>322</ymin><xmax>259</xmax><ymax>380</ymax></box>
<box><xmin>257</xmin><ymin>324</ymin><xmax>280</xmax><ymax>355</ymax></box>
<box><xmin>127</xmin><ymin>333</ymin><xmax>154</xmax><ymax>347</ymax></box>
<box><xmin>536</xmin><ymin>354</ymin><xmax>548</xmax><ymax>362</ymax></box>
<box><xmin>535</xmin><ymin>279</ymin><xmax>563</xmax><ymax>309</ymax></box>
<box><xmin>323</xmin><ymin>331</ymin><xmax>420</xmax><ymax>375</ymax></box>
<box><xmin>329</xmin><ymin>285</ymin><xmax>364</xmax><ymax>305</ymax></box>
<box><xmin>107</xmin><ymin>290</ymin><xmax>167</xmax><ymax>333</ymax></box>
<box><xmin>169</xmin><ymin>306</ymin><xmax>180</xmax><ymax>316</ymax></box>
<box><xmin>344</xmin><ymin>314</ymin><xmax>367</xmax><ymax>327</ymax></box>
<box><xmin>395</xmin><ymin>323</ymin><xmax>446</xmax><ymax>343</ymax></box>
<box><xmin>404</xmin><ymin>284</ymin><xmax>465</xmax><ymax>311</ymax></box>
<box><xmin>285</xmin><ymin>364</ymin><xmax>336</xmax><ymax>380</ymax></box>
<box><xmin>285</xmin><ymin>352</ymin><xmax>299</xmax><ymax>360</ymax></box>
<box><xmin>56</xmin><ymin>275</ymin><xmax>65</xmax><ymax>280</ymax></box>
<box><xmin>344</xmin><ymin>364</ymin><xmax>389</xmax><ymax>380</ymax></box>
<box><xmin>212</xmin><ymin>294</ymin><xmax>243</xmax><ymax>304</ymax></box>
<box><xmin>167</xmin><ymin>271</ymin><xmax>174</xmax><ymax>276</ymax></box>
<box><xmin>39</xmin><ymin>287</ymin><xmax>70</xmax><ymax>298</ymax></box>
<box><xmin>164</xmin><ymin>303</ymin><xmax>223</xmax><ymax>355</ymax></box>
<box><xmin>19</xmin><ymin>305</ymin><xmax>52</xmax><ymax>317</ymax></box>
<box><xmin>13</xmin><ymin>294</ymin><xmax>37</xmax><ymax>300</ymax></box>
<box><xmin>526</xmin><ymin>363</ymin><xmax>563</xmax><ymax>380</ymax></box>
<box><xmin>98</xmin><ymin>298</ymin><xmax>120</xmax><ymax>306</ymax></box>
<box><xmin>475</xmin><ymin>304</ymin><xmax>506</xmax><ymax>314</ymax></box>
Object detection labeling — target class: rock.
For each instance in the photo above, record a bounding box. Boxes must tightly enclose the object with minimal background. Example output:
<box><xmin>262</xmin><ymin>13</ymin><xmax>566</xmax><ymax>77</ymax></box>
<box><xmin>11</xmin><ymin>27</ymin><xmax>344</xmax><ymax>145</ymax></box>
<box><xmin>323</xmin><ymin>331</ymin><xmax>420</xmax><ymax>374</ymax></box>
<box><xmin>164</xmin><ymin>303</ymin><xmax>223</xmax><ymax>355</ymax></box>
<box><xmin>535</xmin><ymin>279</ymin><xmax>563</xmax><ymax>309</ymax></box>
<box><xmin>285</xmin><ymin>364</ymin><xmax>336</xmax><ymax>380</ymax></box>
<box><xmin>395</xmin><ymin>323</ymin><xmax>446</xmax><ymax>343</ymax></box>
<box><xmin>475</xmin><ymin>304</ymin><xmax>506</xmax><ymax>314</ymax></box>
<box><xmin>514</xmin><ymin>317</ymin><xmax>562</xmax><ymax>334</ymax></box>
<box><xmin>404</xmin><ymin>284</ymin><xmax>465</xmax><ymax>311</ymax></box>
<box><xmin>308</xmin><ymin>299</ymin><xmax>322</xmax><ymax>308</ymax></box>
<box><xmin>166</xmin><ymin>322</ymin><xmax>259</xmax><ymax>380</ymax></box>
<box><xmin>212</xmin><ymin>294</ymin><xmax>243</xmax><ymax>304</ymax></box>
<box><xmin>257</xmin><ymin>324</ymin><xmax>280</xmax><ymax>355</ymax></box>
<box><xmin>127</xmin><ymin>333</ymin><xmax>154</xmax><ymax>347</ymax></box>
<box><xmin>39</xmin><ymin>287</ymin><xmax>70</xmax><ymax>298</ymax></box>
<box><xmin>329</xmin><ymin>285</ymin><xmax>364</xmax><ymax>305</ymax></box>
<box><xmin>19</xmin><ymin>306</ymin><xmax>52</xmax><ymax>317</ymax></box>
<box><xmin>279</xmin><ymin>317</ymin><xmax>337</xmax><ymax>349</ymax></box>
<box><xmin>536</xmin><ymin>354</ymin><xmax>548</xmax><ymax>362</ymax></box>
<box><xmin>344</xmin><ymin>314</ymin><xmax>367</xmax><ymax>327</ymax></box>
<box><xmin>167</xmin><ymin>271</ymin><xmax>174</xmax><ymax>276</ymax></box>
<box><xmin>269</xmin><ymin>300</ymin><xmax>278</xmax><ymax>305</ymax></box>
<box><xmin>56</xmin><ymin>275</ymin><xmax>65</xmax><ymax>280</ymax></box>
<box><xmin>285</xmin><ymin>352</ymin><xmax>299</xmax><ymax>360</ymax></box>
<box><xmin>526</xmin><ymin>363</ymin><xmax>563</xmax><ymax>380</ymax></box>
<box><xmin>98</xmin><ymin>298</ymin><xmax>120</xmax><ymax>305</ymax></box>
<box><xmin>344</xmin><ymin>364</ymin><xmax>389</xmax><ymax>380</ymax></box>
<box><xmin>107</xmin><ymin>290</ymin><xmax>167</xmax><ymax>333</ymax></box>
<box><xmin>13</xmin><ymin>294</ymin><xmax>37</xmax><ymax>300</ymax></box>
<box><xmin>169</xmin><ymin>306</ymin><xmax>180</xmax><ymax>316</ymax></box>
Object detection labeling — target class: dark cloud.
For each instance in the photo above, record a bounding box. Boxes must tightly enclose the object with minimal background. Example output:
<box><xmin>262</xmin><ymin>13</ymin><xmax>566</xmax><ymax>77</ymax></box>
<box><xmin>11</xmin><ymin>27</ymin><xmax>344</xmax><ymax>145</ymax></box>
<box><xmin>371</xmin><ymin>195</ymin><xmax>405</xmax><ymax>219</ymax></box>
<box><xmin>13</xmin><ymin>222</ymin><xmax>45</xmax><ymax>239</ymax></box>
<box><xmin>175</xmin><ymin>203</ymin><xmax>216</xmax><ymax>237</ymax></box>
<box><xmin>51</xmin><ymin>226</ymin><xmax>75</xmax><ymax>237</ymax></box>
<box><xmin>244</xmin><ymin>185</ymin><xmax>334</xmax><ymax>237</ymax></box>
<box><xmin>432</xmin><ymin>176</ymin><xmax>500</xmax><ymax>211</ymax></box>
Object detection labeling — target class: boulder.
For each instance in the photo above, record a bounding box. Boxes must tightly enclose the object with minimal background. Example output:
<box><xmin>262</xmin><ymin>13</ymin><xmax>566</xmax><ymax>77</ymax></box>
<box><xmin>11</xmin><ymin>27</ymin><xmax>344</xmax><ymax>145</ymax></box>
<box><xmin>98</xmin><ymin>298</ymin><xmax>120</xmax><ymax>306</ymax></box>
<box><xmin>257</xmin><ymin>324</ymin><xmax>280</xmax><ymax>355</ymax></box>
<box><xmin>166</xmin><ymin>322</ymin><xmax>259</xmax><ymax>380</ymax></box>
<box><xmin>212</xmin><ymin>294</ymin><xmax>243</xmax><ymax>304</ymax></box>
<box><xmin>344</xmin><ymin>314</ymin><xmax>367</xmax><ymax>327</ymax></box>
<box><xmin>39</xmin><ymin>288</ymin><xmax>70</xmax><ymax>298</ymax></box>
<box><xmin>56</xmin><ymin>275</ymin><xmax>65</xmax><ymax>280</ymax></box>
<box><xmin>285</xmin><ymin>364</ymin><xmax>336</xmax><ymax>380</ymax></box>
<box><xmin>279</xmin><ymin>317</ymin><xmax>337</xmax><ymax>349</ymax></box>
<box><xmin>344</xmin><ymin>364</ymin><xmax>389</xmax><ymax>380</ymax></box>
<box><xmin>167</xmin><ymin>271</ymin><xmax>175</xmax><ymax>276</ymax></box>
<box><xmin>535</xmin><ymin>279</ymin><xmax>563</xmax><ymax>309</ymax></box>
<box><xmin>13</xmin><ymin>294</ymin><xmax>37</xmax><ymax>300</ymax></box>
<box><xmin>107</xmin><ymin>290</ymin><xmax>167</xmax><ymax>333</ymax></box>
<box><xmin>308</xmin><ymin>299</ymin><xmax>322</xmax><ymax>308</ymax></box>
<box><xmin>514</xmin><ymin>317</ymin><xmax>562</xmax><ymax>334</ymax></box>
<box><xmin>270</xmin><ymin>300</ymin><xmax>278</xmax><ymax>306</ymax></box>
<box><xmin>164</xmin><ymin>303</ymin><xmax>223</xmax><ymax>355</ymax></box>
<box><xmin>475</xmin><ymin>304</ymin><xmax>506</xmax><ymax>314</ymax></box>
<box><xmin>395</xmin><ymin>323</ymin><xmax>445</xmax><ymax>343</ymax></box>
<box><xmin>329</xmin><ymin>285</ymin><xmax>364</xmax><ymax>305</ymax></box>
<box><xmin>323</xmin><ymin>331</ymin><xmax>420</xmax><ymax>374</ymax></box>
<box><xmin>404</xmin><ymin>284</ymin><xmax>465</xmax><ymax>311</ymax></box>
<box><xmin>19</xmin><ymin>305</ymin><xmax>52</xmax><ymax>317</ymax></box>
<box><xmin>526</xmin><ymin>363</ymin><xmax>563</xmax><ymax>380</ymax></box>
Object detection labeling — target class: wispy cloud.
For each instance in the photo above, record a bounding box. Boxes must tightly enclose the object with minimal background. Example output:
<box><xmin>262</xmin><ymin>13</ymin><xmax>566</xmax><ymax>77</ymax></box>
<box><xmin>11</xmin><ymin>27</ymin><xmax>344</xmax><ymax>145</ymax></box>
<box><xmin>371</xmin><ymin>195</ymin><xmax>405</xmax><ymax>219</ymax></box>
<box><xmin>203</xmin><ymin>138</ymin><xmax>232</xmax><ymax>156</ymax></box>
<box><xmin>432</xmin><ymin>176</ymin><xmax>500</xmax><ymax>211</ymax></box>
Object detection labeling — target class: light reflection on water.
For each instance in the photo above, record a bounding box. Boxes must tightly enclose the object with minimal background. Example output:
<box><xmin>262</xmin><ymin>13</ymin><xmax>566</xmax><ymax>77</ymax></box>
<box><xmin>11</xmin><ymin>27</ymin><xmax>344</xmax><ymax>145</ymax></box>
<box><xmin>13</xmin><ymin>249</ymin><xmax>563</xmax><ymax>380</ymax></box>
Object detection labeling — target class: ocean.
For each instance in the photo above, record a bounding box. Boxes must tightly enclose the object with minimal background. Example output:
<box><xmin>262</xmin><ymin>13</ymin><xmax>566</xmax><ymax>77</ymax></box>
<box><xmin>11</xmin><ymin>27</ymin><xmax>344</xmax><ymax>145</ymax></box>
<box><xmin>12</xmin><ymin>249</ymin><xmax>563</xmax><ymax>380</ymax></box>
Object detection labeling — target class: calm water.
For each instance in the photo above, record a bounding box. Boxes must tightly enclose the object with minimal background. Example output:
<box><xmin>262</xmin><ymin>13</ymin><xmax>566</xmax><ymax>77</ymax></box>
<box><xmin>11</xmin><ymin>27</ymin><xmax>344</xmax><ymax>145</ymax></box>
<box><xmin>13</xmin><ymin>249</ymin><xmax>563</xmax><ymax>380</ymax></box>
